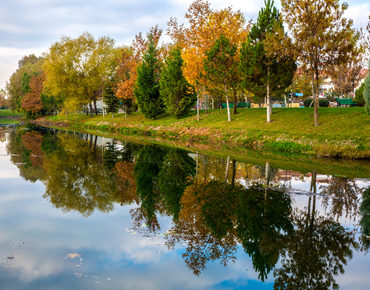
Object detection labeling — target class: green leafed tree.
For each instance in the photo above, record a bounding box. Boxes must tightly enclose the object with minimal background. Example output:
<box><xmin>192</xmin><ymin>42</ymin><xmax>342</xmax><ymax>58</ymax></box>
<box><xmin>239</xmin><ymin>0</ymin><xmax>296</xmax><ymax>123</ymax></box>
<box><xmin>365</xmin><ymin>72</ymin><xmax>370</xmax><ymax>114</ymax></box>
<box><xmin>134</xmin><ymin>34</ymin><xmax>164</xmax><ymax>119</ymax></box>
<box><xmin>203</xmin><ymin>34</ymin><xmax>238</xmax><ymax>122</ymax></box>
<box><xmin>103</xmin><ymin>79</ymin><xmax>120</xmax><ymax>118</ymax></box>
<box><xmin>354</xmin><ymin>82</ymin><xmax>365</xmax><ymax>107</ymax></box>
<box><xmin>160</xmin><ymin>47</ymin><xmax>196</xmax><ymax>119</ymax></box>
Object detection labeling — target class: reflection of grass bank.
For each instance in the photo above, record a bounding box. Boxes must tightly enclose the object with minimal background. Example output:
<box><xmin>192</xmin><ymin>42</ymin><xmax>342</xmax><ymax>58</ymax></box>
<box><xmin>34</xmin><ymin>107</ymin><xmax>370</xmax><ymax>159</ymax></box>
<box><xmin>67</xmin><ymin>126</ymin><xmax>370</xmax><ymax>179</ymax></box>
<box><xmin>0</xmin><ymin>109</ymin><xmax>24</xmax><ymax>124</ymax></box>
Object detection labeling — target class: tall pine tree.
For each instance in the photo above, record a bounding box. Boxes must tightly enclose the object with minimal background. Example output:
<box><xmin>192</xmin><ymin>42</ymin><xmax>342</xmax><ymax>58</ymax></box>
<box><xmin>160</xmin><ymin>47</ymin><xmax>196</xmax><ymax>119</ymax></box>
<box><xmin>364</xmin><ymin>72</ymin><xmax>370</xmax><ymax>115</ymax></box>
<box><xmin>103</xmin><ymin>79</ymin><xmax>120</xmax><ymax>118</ymax></box>
<box><xmin>134</xmin><ymin>34</ymin><xmax>164</xmax><ymax>119</ymax></box>
<box><xmin>239</xmin><ymin>0</ymin><xmax>296</xmax><ymax>123</ymax></box>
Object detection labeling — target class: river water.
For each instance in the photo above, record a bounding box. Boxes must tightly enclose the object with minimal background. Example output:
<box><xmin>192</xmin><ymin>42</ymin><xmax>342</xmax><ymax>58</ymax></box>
<box><xmin>0</xmin><ymin>124</ymin><xmax>369</xmax><ymax>290</ymax></box>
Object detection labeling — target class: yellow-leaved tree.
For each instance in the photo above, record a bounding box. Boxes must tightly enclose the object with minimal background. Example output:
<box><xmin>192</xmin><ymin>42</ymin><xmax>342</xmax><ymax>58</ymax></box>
<box><xmin>167</xmin><ymin>0</ymin><xmax>251</xmax><ymax>120</ymax></box>
<box><xmin>43</xmin><ymin>32</ymin><xmax>118</xmax><ymax>117</ymax></box>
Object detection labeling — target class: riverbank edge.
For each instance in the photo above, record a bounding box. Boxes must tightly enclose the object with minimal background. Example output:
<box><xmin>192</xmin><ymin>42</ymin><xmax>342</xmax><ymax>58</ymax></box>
<box><xmin>30</xmin><ymin>116</ymin><xmax>370</xmax><ymax>160</ymax></box>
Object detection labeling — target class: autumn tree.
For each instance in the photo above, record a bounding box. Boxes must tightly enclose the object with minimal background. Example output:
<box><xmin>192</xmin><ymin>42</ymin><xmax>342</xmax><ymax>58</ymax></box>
<box><xmin>240</xmin><ymin>0</ymin><xmax>296</xmax><ymax>123</ymax></box>
<box><xmin>43</xmin><ymin>32</ymin><xmax>118</xmax><ymax>117</ymax></box>
<box><xmin>330</xmin><ymin>56</ymin><xmax>364</xmax><ymax>98</ymax></box>
<box><xmin>0</xmin><ymin>90</ymin><xmax>6</xmax><ymax>108</ymax></box>
<box><xmin>134</xmin><ymin>34</ymin><xmax>164</xmax><ymax>119</ymax></box>
<box><xmin>280</xmin><ymin>0</ymin><xmax>361</xmax><ymax>126</ymax></box>
<box><xmin>285</xmin><ymin>70</ymin><xmax>312</xmax><ymax>99</ymax></box>
<box><xmin>159</xmin><ymin>46</ymin><xmax>196</xmax><ymax>119</ymax></box>
<box><xmin>5</xmin><ymin>55</ymin><xmax>44</xmax><ymax>112</ymax></box>
<box><xmin>203</xmin><ymin>35</ymin><xmax>238</xmax><ymax>122</ymax></box>
<box><xmin>21</xmin><ymin>73</ymin><xmax>45</xmax><ymax>118</ymax></box>
<box><xmin>167</xmin><ymin>0</ymin><xmax>250</xmax><ymax>121</ymax></box>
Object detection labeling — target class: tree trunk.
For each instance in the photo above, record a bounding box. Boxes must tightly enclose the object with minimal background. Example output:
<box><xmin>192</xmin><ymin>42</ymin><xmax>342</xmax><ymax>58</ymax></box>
<box><xmin>233</xmin><ymin>89</ymin><xmax>237</xmax><ymax>115</ymax></box>
<box><xmin>94</xmin><ymin>98</ymin><xmax>98</xmax><ymax>115</ymax></box>
<box><xmin>267</xmin><ymin>66</ymin><xmax>271</xmax><ymax>123</ymax></box>
<box><xmin>89</xmin><ymin>102</ymin><xmax>93</xmax><ymax>117</ymax></box>
<box><xmin>112</xmin><ymin>112</ymin><xmax>115</xmax><ymax>118</ymax></box>
<box><xmin>203</xmin><ymin>86</ymin><xmax>207</xmax><ymax>114</ymax></box>
<box><xmin>313</xmin><ymin>70</ymin><xmax>319</xmax><ymax>126</ymax></box>
<box><xmin>267</xmin><ymin>84</ymin><xmax>271</xmax><ymax>123</ymax></box>
<box><xmin>224</xmin><ymin>83</ymin><xmax>231</xmax><ymax>122</ymax></box>
<box><xmin>197</xmin><ymin>90</ymin><xmax>200</xmax><ymax>121</ymax></box>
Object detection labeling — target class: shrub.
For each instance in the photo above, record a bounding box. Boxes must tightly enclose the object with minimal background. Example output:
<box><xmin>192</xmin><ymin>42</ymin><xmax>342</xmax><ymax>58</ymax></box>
<box><xmin>303</xmin><ymin>99</ymin><xmax>329</xmax><ymax>107</ymax></box>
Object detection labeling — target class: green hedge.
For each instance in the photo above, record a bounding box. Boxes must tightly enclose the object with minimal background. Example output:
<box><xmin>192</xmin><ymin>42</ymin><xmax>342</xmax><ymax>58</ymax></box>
<box><xmin>303</xmin><ymin>99</ymin><xmax>329</xmax><ymax>107</ymax></box>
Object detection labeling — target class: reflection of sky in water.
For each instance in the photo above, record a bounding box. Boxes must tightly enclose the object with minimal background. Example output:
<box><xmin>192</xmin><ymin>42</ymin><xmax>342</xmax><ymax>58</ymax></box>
<box><xmin>1</xmin><ymin>132</ymin><xmax>370</xmax><ymax>290</ymax></box>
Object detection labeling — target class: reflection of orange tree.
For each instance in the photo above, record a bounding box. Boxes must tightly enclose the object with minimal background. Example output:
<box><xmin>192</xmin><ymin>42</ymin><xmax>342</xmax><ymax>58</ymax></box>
<box><xmin>166</xmin><ymin>180</ymin><xmax>294</xmax><ymax>278</ymax></box>
<box><xmin>273</xmin><ymin>208</ymin><xmax>358</xmax><ymax>290</ymax></box>
<box><xmin>6</xmin><ymin>129</ymin><xmax>46</xmax><ymax>182</ymax></box>
<box><xmin>21</xmin><ymin>131</ymin><xmax>44</xmax><ymax>168</ymax></box>
<box><xmin>166</xmin><ymin>180</ymin><xmax>239</xmax><ymax>276</ymax></box>
<box><xmin>113</xmin><ymin>161</ymin><xmax>138</xmax><ymax>206</ymax></box>
<box><xmin>321</xmin><ymin>177</ymin><xmax>363</xmax><ymax>221</ymax></box>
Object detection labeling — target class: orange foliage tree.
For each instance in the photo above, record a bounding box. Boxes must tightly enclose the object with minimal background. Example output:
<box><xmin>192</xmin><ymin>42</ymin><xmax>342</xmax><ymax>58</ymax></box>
<box><xmin>21</xmin><ymin>73</ymin><xmax>44</xmax><ymax>117</ymax></box>
<box><xmin>115</xmin><ymin>26</ymin><xmax>165</xmax><ymax>109</ymax></box>
<box><xmin>167</xmin><ymin>0</ymin><xmax>251</xmax><ymax>119</ymax></box>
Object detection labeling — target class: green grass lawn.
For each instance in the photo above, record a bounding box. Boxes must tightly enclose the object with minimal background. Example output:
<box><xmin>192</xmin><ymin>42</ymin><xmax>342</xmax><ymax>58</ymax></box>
<box><xmin>0</xmin><ymin>109</ymin><xmax>24</xmax><ymax>118</ymax></box>
<box><xmin>47</xmin><ymin>107</ymin><xmax>370</xmax><ymax>140</ymax></box>
<box><xmin>0</xmin><ymin>109</ymin><xmax>24</xmax><ymax>124</ymax></box>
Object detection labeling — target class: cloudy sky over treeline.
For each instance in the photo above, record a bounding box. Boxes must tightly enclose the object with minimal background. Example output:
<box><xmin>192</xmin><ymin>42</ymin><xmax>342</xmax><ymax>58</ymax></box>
<box><xmin>0</xmin><ymin>0</ymin><xmax>369</xmax><ymax>89</ymax></box>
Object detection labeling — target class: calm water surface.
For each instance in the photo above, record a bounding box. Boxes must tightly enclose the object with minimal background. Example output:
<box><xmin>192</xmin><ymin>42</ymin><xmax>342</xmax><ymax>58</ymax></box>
<box><xmin>0</xmin><ymin>125</ymin><xmax>369</xmax><ymax>290</ymax></box>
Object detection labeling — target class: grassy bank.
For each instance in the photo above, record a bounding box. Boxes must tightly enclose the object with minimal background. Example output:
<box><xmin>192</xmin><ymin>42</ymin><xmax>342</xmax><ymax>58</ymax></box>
<box><xmin>0</xmin><ymin>109</ymin><xmax>24</xmax><ymax>124</ymax></box>
<box><xmin>34</xmin><ymin>107</ymin><xmax>370</xmax><ymax>159</ymax></box>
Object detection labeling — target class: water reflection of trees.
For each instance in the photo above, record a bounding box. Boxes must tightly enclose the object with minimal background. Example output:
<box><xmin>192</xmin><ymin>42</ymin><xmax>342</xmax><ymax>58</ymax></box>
<box><xmin>360</xmin><ymin>187</ymin><xmax>370</xmax><ymax>253</ymax></box>
<box><xmin>42</xmin><ymin>134</ymin><xmax>118</xmax><ymax>217</ymax></box>
<box><xmin>5</xmin><ymin>129</ymin><xmax>363</xmax><ymax>286</ymax></box>
<box><xmin>321</xmin><ymin>177</ymin><xmax>363</xmax><ymax>221</ymax></box>
<box><xmin>6</xmin><ymin>129</ymin><xmax>46</xmax><ymax>182</ymax></box>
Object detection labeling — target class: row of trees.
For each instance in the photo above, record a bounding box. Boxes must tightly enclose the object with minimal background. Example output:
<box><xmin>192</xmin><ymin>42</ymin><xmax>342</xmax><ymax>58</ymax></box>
<box><xmin>3</xmin><ymin>0</ymin><xmax>370</xmax><ymax>124</ymax></box>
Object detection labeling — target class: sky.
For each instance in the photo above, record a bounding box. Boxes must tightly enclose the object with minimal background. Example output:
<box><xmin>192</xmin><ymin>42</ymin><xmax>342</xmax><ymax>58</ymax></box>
<box><xmin>0</xmin><ymin>0</ymin><xmax>369</xmax><ymax>90</ymax></box>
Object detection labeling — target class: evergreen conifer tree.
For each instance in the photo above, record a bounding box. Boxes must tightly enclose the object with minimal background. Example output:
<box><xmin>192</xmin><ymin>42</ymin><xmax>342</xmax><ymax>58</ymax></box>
<box><xmin>134</xmin><ymin>34</ymin><xmax>164</xmax><ymax>119</ymax></box>
<box><xmin>364</xmin><ymin>73</ymin><xmax>370</xmax><ymax>115</ymax></box>
<box><xmin>239</xmin><ymin>0</ymin><xmax>296</xmax><ymax>122</ymax></box>
<box><xmin>160</xmin><ymin>47</ymin><xmax>196</xmax><ymax>118</ymax></box>
<box><xmin>203</xmin><ymin>35</ymin><xmax>238</xmax><ymax>122</ymax></box>
<box><xmin>103</xmin><ymin>80</ymin><xmax>120</xmax><ymax>118</ymax></box>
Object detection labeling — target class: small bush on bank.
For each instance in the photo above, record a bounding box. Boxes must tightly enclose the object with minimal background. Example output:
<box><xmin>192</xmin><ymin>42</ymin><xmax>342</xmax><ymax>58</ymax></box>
<box><xmin>303</xmin><ymin>99</ymin><xmax>329</xmax><ymax>107</ymax></box>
